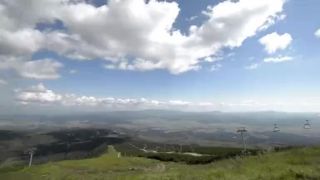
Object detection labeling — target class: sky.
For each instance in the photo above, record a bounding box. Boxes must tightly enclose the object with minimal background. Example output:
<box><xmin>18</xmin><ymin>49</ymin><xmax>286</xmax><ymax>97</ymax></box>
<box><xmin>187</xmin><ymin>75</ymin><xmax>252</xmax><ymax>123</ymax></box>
<box><xmin>0</xmin><ymin>0</ymin><xmax>320</xmax><ymax>114</ymax></box>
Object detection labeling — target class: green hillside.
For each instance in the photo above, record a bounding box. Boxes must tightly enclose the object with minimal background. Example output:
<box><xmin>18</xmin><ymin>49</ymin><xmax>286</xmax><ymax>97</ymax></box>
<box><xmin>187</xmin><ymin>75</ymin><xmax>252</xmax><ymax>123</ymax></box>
<box><xmin>1</xmin><ymin>146</ymin><xmax>320</xmax><ymax>180</ymax></box>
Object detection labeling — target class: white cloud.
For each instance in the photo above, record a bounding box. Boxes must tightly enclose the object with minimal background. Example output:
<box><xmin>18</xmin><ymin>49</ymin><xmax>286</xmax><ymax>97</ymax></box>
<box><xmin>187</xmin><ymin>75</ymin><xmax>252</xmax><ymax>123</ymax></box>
<box><xmin>168</xmin><ymin>100</ymin><xmax>191</xmax><ymax>106</ymax></box>
<box><xmin>315</xmin><ymin>28</ymin><xmax>320</xmax><ymax>38</ymax></box>
<box><xmin>15</xmin><ymin>83</ymin><xmax>217</xmax><ymax>110</ymax></box>
<box><xmin>0</xmin><ymin>29</ymin><xmax>44</xmax><ymax>56</ymax></box>
<box><xmin>0</xmin><ymin>56</ymin><xmax>63</xmax><ymax>80</ymax></box>
<box><xmin>0</xmin><ymin>0</ymin><xmax>287</xmax><ymax>74</ymax></box>
<box><xmin>0</xmin><ymin>79</ymin><xmax>7</xmax><ymax>85</ymax></box>
<box><xmin>204</xmin><ymin>56</ymin><xmax>222</xmax><ymax>63</ymax></box>
<box><xmin>259</xmin><ymin>32</ymin><xmax>292</xmax><ymax>54</ymax></box>
<box><xmin>19</xmin><ymin>59</ymin><xmax>63</xmax><ymax>79</ymax></box>
<box><xmin>28</xmin><ymin>83</ymin><xmax>47</xmax><ymax>92</ymax></box>
<box><xmin>259</xmin><ymin>14</ymin><xmax>286</xmax><ymax>31</ymax></box>
<box><xmin>186</xmin><ymin>16</ymin><xmax>198</xmax><ymax>21</ymax></box>
<box><xmin>16</xmin><ymin>83</ymin><xmax>62</xmax><ymax>104</ymax></box>
<box><xmin>263</xmin><ymin>56</ymin><xmax>293</xmax><ymax>63</ymax></box>
<box><xmin>15</xmin><ymin>83</ymin><xmax>320</xmax><ymax>112</ymax></box>
<box><xmin>245</xmin><ymin>63</ymin><xmax>259</xmax><ymax>70</ymax></box>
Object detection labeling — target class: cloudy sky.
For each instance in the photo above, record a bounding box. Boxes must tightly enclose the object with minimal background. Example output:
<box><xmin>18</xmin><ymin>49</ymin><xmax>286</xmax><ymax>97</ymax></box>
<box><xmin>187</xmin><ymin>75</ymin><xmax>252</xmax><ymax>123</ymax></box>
<box><xmin>0</xmin><ymin>0</ymin><xmax>320</xmax><ymax>114</ymax></box>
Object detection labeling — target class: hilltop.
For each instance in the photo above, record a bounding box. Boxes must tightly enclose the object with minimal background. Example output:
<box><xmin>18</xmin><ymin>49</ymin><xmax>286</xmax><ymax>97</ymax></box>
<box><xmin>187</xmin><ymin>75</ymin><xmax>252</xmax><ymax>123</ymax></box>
<box><xmin>1</xmin><ymin>146</ymin><xmax>320</xmax><ymax>180</ymax></box>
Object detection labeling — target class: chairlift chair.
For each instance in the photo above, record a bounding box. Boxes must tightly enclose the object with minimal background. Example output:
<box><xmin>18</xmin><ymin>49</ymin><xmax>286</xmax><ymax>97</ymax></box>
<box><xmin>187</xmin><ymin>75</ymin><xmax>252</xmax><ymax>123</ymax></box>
<box><xmin>273</xmin><ymin>124</ymin><xmax>280</xmax><ymax>132</ymax></box>
<box><xmin>304</xmin><ymin>120</ymin><xmax>311</xmax><ymax>129</ymax></box>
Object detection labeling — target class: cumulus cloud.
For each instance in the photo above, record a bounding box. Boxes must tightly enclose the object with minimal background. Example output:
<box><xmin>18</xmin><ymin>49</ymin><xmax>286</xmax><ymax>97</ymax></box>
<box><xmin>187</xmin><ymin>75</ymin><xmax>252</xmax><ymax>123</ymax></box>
<box><xmin>0</xmin><ymin>56</ymin><xmax>63</xmax><ymax>80</ymax></box>
<box><xmin>0</xmin><ymin>0</ymin><xmax>287</xmax><ymax>74</ymax></box>
<box><xmin>15</xmin><ymin>83</ymin><xmax>218</xmax><ymax>110</ymax></box>
<box><xmin>16</xmin><ymin>83</ymin><xmax>62</xmax><ymax>104</ymax></box>
<box><xmin>15</xmin><ymin>83</ymin><xmax>320</xmax><ymax>112</ymax></box>
<box><xmin>315</xmin><ymin>28</ymin><xmax>320</xmax><ymax>38</ymax></box>
<box><xmin>19</xmin><ymin>59</ymin><xmax>63</xmax><ymax>79</ymax></box>
<box><xmin>0</xmin><ymin>29</ymin><xmax>44</xmax><ymax>56</ymax></box>
<box><xmin>259</xmin><ymin>32</ymin><xmax>292</xmax><ymax>54</ymax></box>
<box><xmin>263</xmin><ymin>56</ymin><xmax>293</xmax><ymax>63</ymax></box>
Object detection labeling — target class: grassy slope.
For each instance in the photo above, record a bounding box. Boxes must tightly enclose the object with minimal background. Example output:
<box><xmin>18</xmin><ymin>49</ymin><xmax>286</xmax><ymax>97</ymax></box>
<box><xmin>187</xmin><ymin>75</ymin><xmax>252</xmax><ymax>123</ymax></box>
<box><xmin>1</xmin><ymin>146</ymin><xmax>320</xmax><ymax>180</ymax></box>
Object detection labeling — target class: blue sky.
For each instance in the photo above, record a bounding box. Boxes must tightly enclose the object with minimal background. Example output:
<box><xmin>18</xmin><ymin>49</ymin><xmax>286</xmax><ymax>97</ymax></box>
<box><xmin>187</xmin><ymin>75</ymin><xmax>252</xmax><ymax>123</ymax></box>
<box><xmin>0</xmin><ymin>0</ymin><xmax>320</xmax><ymax>113</ymax></box>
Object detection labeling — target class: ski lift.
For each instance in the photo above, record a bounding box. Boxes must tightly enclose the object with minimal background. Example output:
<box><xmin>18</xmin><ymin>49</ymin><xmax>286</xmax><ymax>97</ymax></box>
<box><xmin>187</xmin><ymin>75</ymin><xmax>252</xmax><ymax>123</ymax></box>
<box><xmin>304</xmin><ymin>120</ymin><xmax>311</xmax><ymax>129</ymax></box>
<box><xmin>236</xmin><ymin>127</ymin><xmax>247</xmax><ymax>152</ymax></box>
<box><xmin>273</xmin><ymin>123</ymin><xmax>280</xmax><ymax>132</ymax></box>
<box><xmin>25</xmin><ymin>147</ymin><xmax>36</xmax><ymax>167</ymax></box>
<box><xmin>237</xmin><ymin>127</ymin><xmax>247</xmax><ymax>133</ymax></box>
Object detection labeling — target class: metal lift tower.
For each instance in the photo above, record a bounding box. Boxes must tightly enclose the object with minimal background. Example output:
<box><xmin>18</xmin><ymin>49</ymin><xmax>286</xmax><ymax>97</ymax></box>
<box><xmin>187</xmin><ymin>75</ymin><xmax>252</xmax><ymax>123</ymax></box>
<box><xmin>237</xmin><ymin>127</ymin><xmax>248</xmax><ymax>153</ymax></box>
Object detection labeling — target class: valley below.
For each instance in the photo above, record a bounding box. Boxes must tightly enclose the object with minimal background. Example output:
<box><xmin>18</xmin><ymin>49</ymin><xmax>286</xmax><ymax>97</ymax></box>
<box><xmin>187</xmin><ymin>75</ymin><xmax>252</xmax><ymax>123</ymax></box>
<box><xmin>0</xmin><ymin>111</ymin><xmax>320</xmax><ymax>179</ymax></box>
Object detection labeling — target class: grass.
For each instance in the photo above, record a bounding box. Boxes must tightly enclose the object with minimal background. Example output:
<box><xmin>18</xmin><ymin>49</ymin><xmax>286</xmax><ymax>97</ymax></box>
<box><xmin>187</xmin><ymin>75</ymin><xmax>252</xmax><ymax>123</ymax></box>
<box><xmin>114</xmin><ymin>141</ymin><xmax>259</xmax><ymax>164</ymax></box>
<box><xmin>1</xmin><ymin>146</ymin><xmax>320</xmax><ymax>179</ymax></box>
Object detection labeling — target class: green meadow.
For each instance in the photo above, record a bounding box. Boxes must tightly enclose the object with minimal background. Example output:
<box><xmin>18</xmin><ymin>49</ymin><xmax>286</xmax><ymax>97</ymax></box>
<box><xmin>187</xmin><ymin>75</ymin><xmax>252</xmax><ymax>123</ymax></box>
<box><xmin>1</xmin><ymin>146</ymin><xmax>320</xmax><ymax>180</ymax></box>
